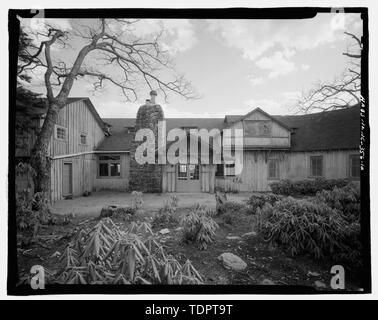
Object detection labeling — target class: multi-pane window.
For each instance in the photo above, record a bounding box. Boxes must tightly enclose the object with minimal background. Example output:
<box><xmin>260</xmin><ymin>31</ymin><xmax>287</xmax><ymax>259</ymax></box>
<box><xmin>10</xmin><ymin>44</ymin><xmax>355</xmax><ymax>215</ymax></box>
<box><xmin>178</xmin><ymin>164</ymin><xmax>200</xmax><ymax>180</ymax></box>
<box><xmin>225</xmin><ymin>163</ymin><xmax>235</xmax><ymax>177</ymax></box>
<box><xmin>80</xmin><ymin>134</ymin><xmax>87</xmax><ymax>145</ymax></box>
<box><xmin>310</xmin><ymin>156</ymin><xmax>323</xmax><ymax>177</ymax></box>
<box><xmin>98</xmin><ymin>155</ymin><xmax>121</xmax><ymax>177</ymax></box>
<box><xmin>188</xmin><ymin>164</ymin><xmax>199</xmax><ymax>180</ymax></box>
<box><xmin>349</xmin><ymin>154</ymin><xmax>360</xmax><ymax>178</ymax></box>
<box><xmin>267</xmin><ymin>159</ymin><xmax>279</xmax><ymax>180</ymax></box>
<box><xmin>215</xmin><ymin>164</ymin><xmax>224</xmax><ymax>177</ymax></box>
<box><xmin>178</xmin><ymin>164</ymin><xmax>187</xmax><ymax>180</ymax></box>
<box><xmin>55</xmin><ymin>125</ymin><xmax>67</xmax><ymax>140</ymax></box>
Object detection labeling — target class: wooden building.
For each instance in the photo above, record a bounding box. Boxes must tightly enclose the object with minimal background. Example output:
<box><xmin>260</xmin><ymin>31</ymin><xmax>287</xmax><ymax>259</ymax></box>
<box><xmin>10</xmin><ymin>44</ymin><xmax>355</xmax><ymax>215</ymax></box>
<box><xmin>15</xmin><ymin>95</ymin><xmax>360</xmax><ymax>201</ymax></box>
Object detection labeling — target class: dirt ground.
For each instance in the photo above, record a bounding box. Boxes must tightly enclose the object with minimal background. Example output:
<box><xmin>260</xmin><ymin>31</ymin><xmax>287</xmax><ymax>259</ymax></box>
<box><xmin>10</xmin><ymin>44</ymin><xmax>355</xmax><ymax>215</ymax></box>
<box><xmin>17</xmin><ymin>192</ymin><xmax>362</xmax><ymax>291</ymax></box>
<box><xmin>51</xmin><ymin>191</ymin><xmax>250</xmax><ymax>217</ymax></box>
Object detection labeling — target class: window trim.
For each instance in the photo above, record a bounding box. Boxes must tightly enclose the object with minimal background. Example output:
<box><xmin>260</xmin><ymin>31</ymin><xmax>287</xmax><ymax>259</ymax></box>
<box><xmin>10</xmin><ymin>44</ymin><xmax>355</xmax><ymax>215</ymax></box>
<box><xmin>80</xmin><ymin>132</ymin><xmax>88</xmax><ymax>145</ymax></box>
<box><xmin>225</xmin><ymin>163</ymin><xmax>236</xmax><ymax>177</ymax></box>
<box><xmin>349</xmin><ymin>154</ymin><xmax>360</xmax><ymax>180</ymax></box>
<box><xmin>55</xmin><ymin>124</ymin><xmax>67</xmax><ymax>141</ymax></box>
<box><xmin>267</xmin><ymin>158</ymin><xmax>279</xmax><ymax>180</ymax></box>
<box><xmin>97</xmin><ymin>154</ymin><xmax>122</xmax><ymax>179</ymax></box>
<box><xmin>309</xmin><ymin>155</ymin><xmax>324</xmax><ymax>178</ymax></box>
<box><xmin>215</xmin><ymin>163</ymin><xmax>224</xmax><ymax>178</ymax></box>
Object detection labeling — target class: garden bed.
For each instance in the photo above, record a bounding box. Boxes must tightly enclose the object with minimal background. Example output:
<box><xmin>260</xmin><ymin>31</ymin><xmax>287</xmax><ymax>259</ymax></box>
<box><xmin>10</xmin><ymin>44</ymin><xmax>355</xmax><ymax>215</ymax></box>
<box><xmin>16</xmin><ymin>198</ymin><xmax>362</xmax><ymax>290</ymax></box>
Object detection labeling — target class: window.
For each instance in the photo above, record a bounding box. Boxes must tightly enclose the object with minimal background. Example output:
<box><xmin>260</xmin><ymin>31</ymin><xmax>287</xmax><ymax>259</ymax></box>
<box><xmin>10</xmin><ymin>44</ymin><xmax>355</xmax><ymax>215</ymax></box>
<box><xmin>126</xmin><ymin>127</ymin><xmax>135</xmax><ymax>134</ymax></box>
<box><xmin>349</xmin><ymin>154</ymin><xmax>360</xmax><ymax>178</ymax></box>
<box><xmin>55</xmin><ymin>125</ymin><xmax>67</xmax><ymax>141</ymax></box>
<box><xmin>178</xmin><ymin>164</ymin><xmax>187</xmax><ymax>180</ymax></box>
<box><xmin>268</xmin><ymin>159</ymin><xmax>279</xmax><ymax>180</ymax></box>
<box><xmin>80</xmin><ymin>134</ymin><xmax>87</xmax><ymax>145</ymax></box>
<box><xmin>188</xmin><ymin>164</ymin><xmax>199</xmax><ymax>180</ymax></box>
<box><xmin>215</xmin><ymin>164</ymin><xmax>224</xmax><ymax>177</ymax></box>
<box><xmin>225</xmin><ymin>163</ymin><xmax>235</xmax><ymax>177</ymax></box>
<box><xmin>310</xmin><ymin>156</ymin><xmax>323</xmax><ymax>177</ymax></box>
<box><xmin>244</xmin><ymin>120</ymin><xmax>272</xmax><ymax>137</ymax></box>
<box><xmin>98</xmin><ymin>155</ymin><xmax>121</xmax><ymax>177</ymax></box>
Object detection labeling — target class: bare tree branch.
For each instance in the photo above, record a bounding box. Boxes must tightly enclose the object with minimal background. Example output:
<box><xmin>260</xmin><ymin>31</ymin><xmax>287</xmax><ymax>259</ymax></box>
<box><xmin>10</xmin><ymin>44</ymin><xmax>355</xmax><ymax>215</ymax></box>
<box><xmin>295</xmin><ymin>31</ymin><xmax>361</xmax><ymax>113</ymax></box>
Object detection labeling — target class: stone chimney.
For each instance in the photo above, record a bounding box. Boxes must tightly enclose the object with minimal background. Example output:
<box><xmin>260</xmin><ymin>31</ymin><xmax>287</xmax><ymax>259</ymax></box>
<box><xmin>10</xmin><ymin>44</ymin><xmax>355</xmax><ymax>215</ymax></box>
<box><xmin>150</xmin><ymin>90</ymin><xmax>157</xmax><ymax>105</ymax></box>
<box><xmin>129</xmin><ymin>91</ymin><xmax>164</xmax><ymax>192</ymax></box>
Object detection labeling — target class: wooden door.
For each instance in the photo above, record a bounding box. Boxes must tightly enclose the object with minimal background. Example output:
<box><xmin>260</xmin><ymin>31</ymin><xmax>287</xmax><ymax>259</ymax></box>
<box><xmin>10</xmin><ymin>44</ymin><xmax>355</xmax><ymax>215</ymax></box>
<box><xmin>63</xmin><ymin>163</ymin><xmax>73</xmax><ymax>196</ymax></box>
<box><xmin>176</xmin><ymin>164</ymin><xmax>201</xmax><ymax>192</ymax></box>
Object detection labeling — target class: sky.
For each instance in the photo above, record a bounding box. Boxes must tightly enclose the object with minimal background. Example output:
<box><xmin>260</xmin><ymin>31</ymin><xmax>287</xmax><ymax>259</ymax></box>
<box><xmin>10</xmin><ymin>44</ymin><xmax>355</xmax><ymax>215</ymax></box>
<box><xmin>20</xmin><ymin>13</ymin><xmax>363</xmax><ymax>119</ymax></box>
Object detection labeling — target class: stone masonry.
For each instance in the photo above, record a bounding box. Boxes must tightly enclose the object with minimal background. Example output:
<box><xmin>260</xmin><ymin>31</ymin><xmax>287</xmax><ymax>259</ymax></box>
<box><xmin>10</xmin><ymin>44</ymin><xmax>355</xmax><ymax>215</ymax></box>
<box><xmin>129</xmin><ymin>91</ymin><xmax>164</xmax><ymax>192</ymax></box>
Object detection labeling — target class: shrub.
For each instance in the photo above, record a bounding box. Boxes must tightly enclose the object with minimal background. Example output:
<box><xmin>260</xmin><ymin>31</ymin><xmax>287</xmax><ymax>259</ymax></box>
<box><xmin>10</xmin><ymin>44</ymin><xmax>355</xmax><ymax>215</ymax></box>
<box><xmin>16</xmin><ymin>190</ymin><xmax>51</xmax><ymax>233</ymax></box>
<box><xmin>269</xmin><ymin>178</ymin><xmax>350</xmax><ymax>196</ymax></box>
<box><xmin>217</xmin><ymin>200</ymin><xmax>247</xmax><ymax>215</ymax></box>
<box><xmin>131</xmin><ymin>191</ymin><xmax>143</xmax><ymax>211</ymax></box>
<box><xmin>316</xmin><ymin>183</ymin><xmax>360</xmax><ymax>223</ymax></box>
<box><xmin>20</xmin><ymin>218</ymin><xmax>203</xmax><ymax>285</ymax></box>
<box><xmin>181</xmin><ymin>204</ymin><xmax>218</xmax><ymax>250</ymax></box>
<box><xmin>247</xmin><ymin>193</ymin><xmax>283</xmax><ymax>213</ymax></box>
<box><xmin>152</xmin><ymin>195</ymin><xmax>179</xmax><ymax>227</ymax></box>
<box><xmin>257</xmin><ymin>196</ymin><xmax>361</xmax><ymax>265</ymax></box>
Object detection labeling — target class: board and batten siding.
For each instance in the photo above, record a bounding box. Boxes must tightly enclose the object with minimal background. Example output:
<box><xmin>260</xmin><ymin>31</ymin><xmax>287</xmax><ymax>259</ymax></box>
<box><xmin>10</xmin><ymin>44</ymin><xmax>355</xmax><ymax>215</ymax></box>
<box><xmin>215</xmin><ymin>149</ymin><xmax>359</xmax><ymax>192</ymax></box>
<box><xmin>93</xmin><ymin>153</ymin><xmax>130</xmax><ymax>191</ymax></box>
<box><xmin>48</xmin><ymin>100</ymin><xmax>104</xmax><ymax>157</ymax></box>
<box><xmin>225</xmin><ymin>109</ymin><xmax>291</xmax><ymax>149</ymax></box>
<box><xmin>50</xmin><ymin>100</ymin><xmax>105</xmax><ymax>202</ymax></box>
<box><xmin>162</xmin><ymin>164</ymin><xmax>216</xmax><ymax>193</ymax></box>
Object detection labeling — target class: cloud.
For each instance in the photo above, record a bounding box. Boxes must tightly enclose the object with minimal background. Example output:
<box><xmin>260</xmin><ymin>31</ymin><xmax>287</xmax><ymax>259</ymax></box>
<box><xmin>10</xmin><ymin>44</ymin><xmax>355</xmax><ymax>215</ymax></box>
<box><xmin>207</xmin><ymin>14</ymin><xmax>362</xmax><ymax>79</ymax></box>
<box><xmin>301</xmin><ymin>64</ymin><xmax>310</xmax><ymax>71</ymax></box>
<box><xmin>129</xmin><ymin>19</ymin><xmax>197</xmax><ymax>54</ymax></box>
<box><xmin>247</xmin><ymin>75</ymin><xmax>264</xmax><ymax>87</ymax></box>
<box><xmin>255</xmin><ymin>51</ymin><xmax>297</xmax><ymax>78</ymax></box>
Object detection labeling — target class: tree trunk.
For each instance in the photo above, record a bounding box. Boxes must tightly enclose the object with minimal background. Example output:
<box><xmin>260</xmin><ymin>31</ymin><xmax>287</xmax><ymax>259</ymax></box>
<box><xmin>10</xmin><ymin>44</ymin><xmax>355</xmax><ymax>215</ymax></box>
<box><xmin>30</xmin><ymin>102</ymin><xmax>60</xmax><ymax>198</ymax></box>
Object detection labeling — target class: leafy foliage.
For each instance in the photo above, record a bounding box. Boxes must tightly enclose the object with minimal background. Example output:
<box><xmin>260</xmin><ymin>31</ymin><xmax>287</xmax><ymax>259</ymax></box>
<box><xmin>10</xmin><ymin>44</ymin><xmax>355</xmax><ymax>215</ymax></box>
<box><xmin>269</xmin><ymin>178</ymin><xmax>350</xmax><ymax>196</ymax></box>
<box><xmin>16</xmin><ymin>162</ymin><xmax>52</xmax><ymax>232</ymax></box>
<box><xmin>131</xmin><ymin>191</ymin><xmax>143</xmax><ymax>211</ymax></box>
<box><xmin>315</xmin><ymin>183</ymin><xmax>360</xmax><ymax>223</ymax></box>
<box><xmin>24</xmin><ymin>218</ymin><xmax>203</xmax><ymax>285</ymax></box>
<box><xmin>217</xmin><ymin>200</ymin><xmax>247</xmax><ymax>215</ymax></box>
<box><xmin>257</xmin><ymin>187</ymin><xmax>361</xmax><ymax>265</ymax></box>
<box><xmin>152</xmin><ymin>195</ymin><xmax>179</xmax><ymax>227</ymax></box>
<box><xmin>181</xmin><ymin>204</ymin><xmax>218</xmax><ymax>250</ymax></box>
<box><xmin>247</xmin><ymin>193</ymin><xmax>283</xmax><ymax>213</ymax></box>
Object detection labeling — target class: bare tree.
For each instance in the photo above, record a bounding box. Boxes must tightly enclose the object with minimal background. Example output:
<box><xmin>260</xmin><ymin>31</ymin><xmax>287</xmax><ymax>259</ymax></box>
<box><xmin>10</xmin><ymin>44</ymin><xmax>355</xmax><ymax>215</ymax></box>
<box><xmin>296</xmin><ymin>32</ymin><xmax>362</xmax><ymax>113</ymax></box>
<box><xmin>18</xmin><ymin>18</ymin><xmax>197</xmax><ymax>196</ymax></box>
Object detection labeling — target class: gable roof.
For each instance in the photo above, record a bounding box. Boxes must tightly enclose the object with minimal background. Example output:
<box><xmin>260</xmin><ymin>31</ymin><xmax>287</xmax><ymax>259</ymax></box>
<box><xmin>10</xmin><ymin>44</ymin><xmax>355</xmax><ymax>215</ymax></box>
<box><xmin>226</xmin><ymin>107</ymin><xmax>292</xmax><ymax>131</ymax></box>
<box><xmin>97</xmin><ymin>118</ymin><xmax>134</xmax><ymax>151</ymax></box>
<box><xmin>97</xmin><ymin>106</ymin><xmax>360</xmax><ymax>152</ymax></box>
<box><xmin>34</xmin><ymin>97</ymin><xmax>105</xmax><ymax>130</ymax></box>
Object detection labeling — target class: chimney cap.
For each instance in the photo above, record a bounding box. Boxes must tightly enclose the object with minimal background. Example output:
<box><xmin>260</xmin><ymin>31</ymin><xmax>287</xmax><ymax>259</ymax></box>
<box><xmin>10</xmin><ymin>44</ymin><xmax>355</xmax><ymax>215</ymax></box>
<box><xmin>150</xmin><ymin>90</ymin><xmax>157</xmax><ymax>96</ymax></box>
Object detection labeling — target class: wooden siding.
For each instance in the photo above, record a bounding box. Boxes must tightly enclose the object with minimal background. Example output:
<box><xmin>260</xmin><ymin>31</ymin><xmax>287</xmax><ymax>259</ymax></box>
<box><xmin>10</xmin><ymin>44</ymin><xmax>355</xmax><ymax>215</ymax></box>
<box><xmin>50</xmin><ymin>153</ymin><xmax>96</xmax><ymax>202</ymax></box>
<box><xmin>162</xmin><ymin>164</ymin><xmax>215</xmax><ymax>193</ymax></box>
<box><xmin>162</xmin><ymin>165</ymin><xmax>176</xmax><ymax>192</ymax></box>
<box><xmin>200</xmin><ymin>165</ymin><xmax>215</xmax><ymax>193</ymax></box>
<box><xmin>215</xmin><ymin>149</ymin><xmax>359</xmax><ymax>192</ymax></box>
<box><xmin>93</xmin><ymin>153</ymin><xmax>130</xmax><ymax>191</ymax></box>
<box><xmin>49</xmin><ymin>100</ymin><xmax>105</xmax><ymax>201</ymax></box>
<box><xmin>226</xmin><ymin>109</ymin><xmax>290</xmax><ymax>149</ymax></box>
<box><xmin>48</xmin><ymin>100</ymin><xmax>105</xmax><ymax>156</ymax></box>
